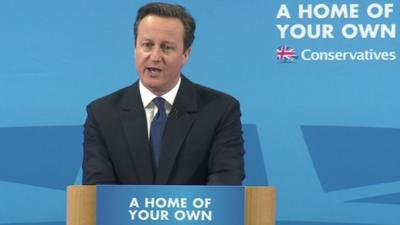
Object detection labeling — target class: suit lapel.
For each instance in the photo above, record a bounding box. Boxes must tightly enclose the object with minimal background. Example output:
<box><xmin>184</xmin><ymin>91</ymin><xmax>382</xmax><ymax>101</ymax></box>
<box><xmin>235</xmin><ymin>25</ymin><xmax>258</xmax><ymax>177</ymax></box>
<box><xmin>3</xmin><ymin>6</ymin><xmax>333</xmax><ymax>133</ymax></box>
<box><xmin>120</xmin><ymin>82</ymin><xmax>154</xmax><ymax>184</ymax></box>
<box><xmin>155</xmin><ymin>76</ymin><xmax>198</xmax><ymax>184</ymax></box>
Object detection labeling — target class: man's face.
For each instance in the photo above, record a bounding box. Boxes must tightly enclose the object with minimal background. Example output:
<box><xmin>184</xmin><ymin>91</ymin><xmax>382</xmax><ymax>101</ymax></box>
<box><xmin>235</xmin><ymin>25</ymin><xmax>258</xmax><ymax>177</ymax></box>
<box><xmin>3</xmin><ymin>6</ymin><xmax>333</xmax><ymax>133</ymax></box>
<box><xmin>135</xmin><ymin>15</ymin><xmax>190</xmax><ymax>96</ymax></box>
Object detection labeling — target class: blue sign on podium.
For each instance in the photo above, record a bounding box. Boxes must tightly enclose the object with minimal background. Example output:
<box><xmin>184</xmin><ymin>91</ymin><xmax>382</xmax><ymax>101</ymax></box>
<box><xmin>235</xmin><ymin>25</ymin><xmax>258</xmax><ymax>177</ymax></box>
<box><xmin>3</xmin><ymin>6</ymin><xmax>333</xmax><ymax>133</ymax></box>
<box><xmin>96</xmin><ymin>185</ymin><xmax>244</xmax><ymax>225</ymax></box>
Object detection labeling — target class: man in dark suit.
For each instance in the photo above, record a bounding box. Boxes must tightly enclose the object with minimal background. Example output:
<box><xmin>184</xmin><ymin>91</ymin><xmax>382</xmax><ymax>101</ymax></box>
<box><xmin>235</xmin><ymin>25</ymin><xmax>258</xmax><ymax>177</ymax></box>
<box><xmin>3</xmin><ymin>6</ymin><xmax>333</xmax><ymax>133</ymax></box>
<box><xmin>83</xmin><ymin>2</ymin><xmax>245</xmax><ymax>185</ymax></box>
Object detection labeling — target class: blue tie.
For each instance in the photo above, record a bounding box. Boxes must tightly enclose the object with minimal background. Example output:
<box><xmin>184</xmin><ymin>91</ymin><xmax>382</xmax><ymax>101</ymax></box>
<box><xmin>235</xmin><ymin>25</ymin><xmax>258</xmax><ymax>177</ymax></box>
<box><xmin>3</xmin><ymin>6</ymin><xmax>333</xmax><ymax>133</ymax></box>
<box><xmin>150</xmin><ymin>97</ymin><xmax>167</xmax><ymax>167</ymax></box>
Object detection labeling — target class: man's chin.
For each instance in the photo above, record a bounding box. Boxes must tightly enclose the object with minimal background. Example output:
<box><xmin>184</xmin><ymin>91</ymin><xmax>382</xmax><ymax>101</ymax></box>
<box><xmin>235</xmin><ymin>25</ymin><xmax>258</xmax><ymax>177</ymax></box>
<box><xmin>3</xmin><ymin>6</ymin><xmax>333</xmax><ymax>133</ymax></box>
<box><xmin>142</xmin><ymin>81</ymin><xmax>164</xmax><ymax>95</ymax></box>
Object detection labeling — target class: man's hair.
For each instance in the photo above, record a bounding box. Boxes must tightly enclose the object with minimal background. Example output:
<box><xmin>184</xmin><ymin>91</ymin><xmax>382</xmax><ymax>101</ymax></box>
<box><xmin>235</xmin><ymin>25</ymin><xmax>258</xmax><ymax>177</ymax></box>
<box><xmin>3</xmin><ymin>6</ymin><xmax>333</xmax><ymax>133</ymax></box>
<box><xmin>134</xmin><ymin>2</ymin><xmax>196</xmax><ymax>51</ymax></box>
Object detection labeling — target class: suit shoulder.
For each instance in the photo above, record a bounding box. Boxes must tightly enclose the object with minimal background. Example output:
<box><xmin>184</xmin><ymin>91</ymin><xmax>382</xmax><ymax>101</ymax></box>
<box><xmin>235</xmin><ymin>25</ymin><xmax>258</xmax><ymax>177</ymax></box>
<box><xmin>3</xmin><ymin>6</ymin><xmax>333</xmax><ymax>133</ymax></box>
<box><xmin>87</xmin><ymin>85</ymin><xmax>133</xmax><ymax>110</ymax></box>
<box><xmin>192</xmin><ymin>82</ymin><xmax>239</xmax><ymax>104</ymax></box>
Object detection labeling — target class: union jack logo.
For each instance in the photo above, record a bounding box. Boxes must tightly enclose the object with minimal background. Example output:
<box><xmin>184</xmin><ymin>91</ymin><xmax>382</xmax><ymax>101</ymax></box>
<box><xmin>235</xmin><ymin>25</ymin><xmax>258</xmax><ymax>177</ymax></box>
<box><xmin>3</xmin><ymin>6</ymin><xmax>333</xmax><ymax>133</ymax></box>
<box><xmin>276</xmin><ymin>45</ymin><xmax>298</xmax><ymax>63</ymax></box>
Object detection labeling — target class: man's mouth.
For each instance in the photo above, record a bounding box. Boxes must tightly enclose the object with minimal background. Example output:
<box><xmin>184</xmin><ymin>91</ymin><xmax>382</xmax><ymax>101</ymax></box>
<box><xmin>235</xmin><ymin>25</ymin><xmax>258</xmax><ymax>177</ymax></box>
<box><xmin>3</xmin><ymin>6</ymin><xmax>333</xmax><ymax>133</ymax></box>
<box><xmin>147</xmin><ymin>67</ymin><xmax>162</xmax><ymax>73</ymax></box>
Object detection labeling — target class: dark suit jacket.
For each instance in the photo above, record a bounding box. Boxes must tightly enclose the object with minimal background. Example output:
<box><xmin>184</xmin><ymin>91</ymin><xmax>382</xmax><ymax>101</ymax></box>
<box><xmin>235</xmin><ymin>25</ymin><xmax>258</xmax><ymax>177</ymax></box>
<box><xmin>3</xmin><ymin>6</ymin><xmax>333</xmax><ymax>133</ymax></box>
<box><xmin>83</xmin><ymin>75</ymin><xmax>245</xmax><ymax>185</ymax></box>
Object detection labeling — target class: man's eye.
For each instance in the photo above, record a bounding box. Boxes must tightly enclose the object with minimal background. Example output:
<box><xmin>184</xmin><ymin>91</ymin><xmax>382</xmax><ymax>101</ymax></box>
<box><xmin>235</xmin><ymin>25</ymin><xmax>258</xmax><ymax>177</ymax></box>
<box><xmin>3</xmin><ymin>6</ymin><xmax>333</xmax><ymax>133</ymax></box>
<box><xmin>142</xmin><ymin>43</ymin><xmax>153</xmax><ymax>51</ymax></box>
<box><xmin>162</xmin><ymin>45</ymin><xmax>175</xmax><ymax>53</ymax></box>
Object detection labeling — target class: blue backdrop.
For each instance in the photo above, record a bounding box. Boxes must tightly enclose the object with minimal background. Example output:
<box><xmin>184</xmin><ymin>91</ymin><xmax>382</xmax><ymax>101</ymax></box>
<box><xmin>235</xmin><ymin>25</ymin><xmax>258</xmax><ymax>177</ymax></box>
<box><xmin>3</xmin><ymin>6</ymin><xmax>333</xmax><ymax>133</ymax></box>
<box><xmin>0</xmin><ymin>0</ymin><xmax>399</xmax><ymax>224</ymax></box>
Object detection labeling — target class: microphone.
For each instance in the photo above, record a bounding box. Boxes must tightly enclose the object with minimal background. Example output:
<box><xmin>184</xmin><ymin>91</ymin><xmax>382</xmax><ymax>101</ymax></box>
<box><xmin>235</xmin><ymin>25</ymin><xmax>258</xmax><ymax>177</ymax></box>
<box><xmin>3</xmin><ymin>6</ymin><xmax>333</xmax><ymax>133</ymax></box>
<box><xmin>168</xmin><ymin>108</ymin><xmax>179</xmax><ymax>119</ymax></box>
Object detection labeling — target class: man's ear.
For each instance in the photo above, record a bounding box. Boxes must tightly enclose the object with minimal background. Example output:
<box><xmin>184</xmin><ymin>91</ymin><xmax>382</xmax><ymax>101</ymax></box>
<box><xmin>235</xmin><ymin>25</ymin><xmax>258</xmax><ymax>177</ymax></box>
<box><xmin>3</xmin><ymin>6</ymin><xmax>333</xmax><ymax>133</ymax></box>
<box><xmin>182</xmin><ymin>48</ymin><xmax>191</xmax><ymax>64</ymax></box>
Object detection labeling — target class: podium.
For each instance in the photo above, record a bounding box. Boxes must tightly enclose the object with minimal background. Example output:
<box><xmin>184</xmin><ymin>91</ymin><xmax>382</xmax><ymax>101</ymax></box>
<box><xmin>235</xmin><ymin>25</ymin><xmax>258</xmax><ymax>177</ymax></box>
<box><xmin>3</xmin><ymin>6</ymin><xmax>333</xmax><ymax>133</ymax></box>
<box><xmin>67</xmin><ymin>185</ymin><xmax>275</xmax><ymax>225</ymax></box>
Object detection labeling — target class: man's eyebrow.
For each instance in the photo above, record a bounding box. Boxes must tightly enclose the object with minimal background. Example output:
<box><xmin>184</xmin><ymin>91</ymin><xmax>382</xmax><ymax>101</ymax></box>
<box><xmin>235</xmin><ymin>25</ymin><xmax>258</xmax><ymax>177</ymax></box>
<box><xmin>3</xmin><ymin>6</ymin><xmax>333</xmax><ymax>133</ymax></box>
<box><xmin>161</xmin><ymin>41</ymin><xmax>177</xmax><ymax>45</ymax></box>
<box><xmin>140</xmin><ymin>38</ymin><xmax>153</xmax><ymax>42</ymax></box>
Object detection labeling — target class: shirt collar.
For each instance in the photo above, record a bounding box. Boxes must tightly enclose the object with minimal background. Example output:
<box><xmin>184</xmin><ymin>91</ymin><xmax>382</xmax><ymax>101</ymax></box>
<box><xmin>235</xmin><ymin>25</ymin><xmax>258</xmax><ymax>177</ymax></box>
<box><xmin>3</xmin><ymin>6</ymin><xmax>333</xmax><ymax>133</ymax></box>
<box><xmin>139</xmin><ymin>77</ymin><xmax>181</xmax><ymax>108</ymax></box>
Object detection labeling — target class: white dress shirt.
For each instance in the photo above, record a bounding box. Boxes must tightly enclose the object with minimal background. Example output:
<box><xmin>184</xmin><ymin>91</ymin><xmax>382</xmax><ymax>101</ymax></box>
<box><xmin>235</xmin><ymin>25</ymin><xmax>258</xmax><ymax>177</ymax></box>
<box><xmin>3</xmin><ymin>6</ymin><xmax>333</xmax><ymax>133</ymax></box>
<box><xmin>139</xmin><ymin>77</ymin><xmax>181</xmax><ymax>139</ymax></box>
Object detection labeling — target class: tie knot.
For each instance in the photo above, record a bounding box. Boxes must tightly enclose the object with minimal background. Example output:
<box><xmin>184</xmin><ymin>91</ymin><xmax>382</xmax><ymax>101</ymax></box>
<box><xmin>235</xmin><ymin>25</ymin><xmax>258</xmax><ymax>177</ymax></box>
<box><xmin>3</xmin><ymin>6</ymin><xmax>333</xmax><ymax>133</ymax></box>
<box><xmin>153</xmin><ymin>97</ymin><xmax>166</xmax><ymax>111</ymax></box>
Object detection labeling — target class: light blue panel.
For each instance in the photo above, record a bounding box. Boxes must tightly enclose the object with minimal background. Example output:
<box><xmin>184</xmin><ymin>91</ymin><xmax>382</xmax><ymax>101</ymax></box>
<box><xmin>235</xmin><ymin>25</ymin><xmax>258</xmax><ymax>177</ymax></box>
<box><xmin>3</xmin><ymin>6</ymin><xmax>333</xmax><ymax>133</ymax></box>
<box><xmin>0</xmin><ymin>126</ymin><xmax>82</xmax><ymax>189</ymax></box>
<box><xmin>302</xmin><ymin>126</ymin><xmax>400</xmax><ymax>191</ymax></box>
<box><xmin>0</xmin><ymin>181</ymin><xmax>65</xmax><ymax>224</ymax></box>
<box><xmin>350</xmin><ymin>192</ymin><xmax>400</xmax><ymax>205</ymax></box>
<box><xmin>242</xmin><ymin>124</ymin><xmax>268</xmax><ymax>186</ymax></box>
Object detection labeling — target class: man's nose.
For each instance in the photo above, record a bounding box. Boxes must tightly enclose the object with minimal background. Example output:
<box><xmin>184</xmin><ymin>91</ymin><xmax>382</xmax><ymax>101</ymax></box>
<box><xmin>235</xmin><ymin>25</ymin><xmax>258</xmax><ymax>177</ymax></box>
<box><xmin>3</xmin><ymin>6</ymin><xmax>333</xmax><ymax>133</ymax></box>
<box><xmin>150</xmin><ymin>47</ymin><xmax>162</xmax><ymax>61</ymax></box>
